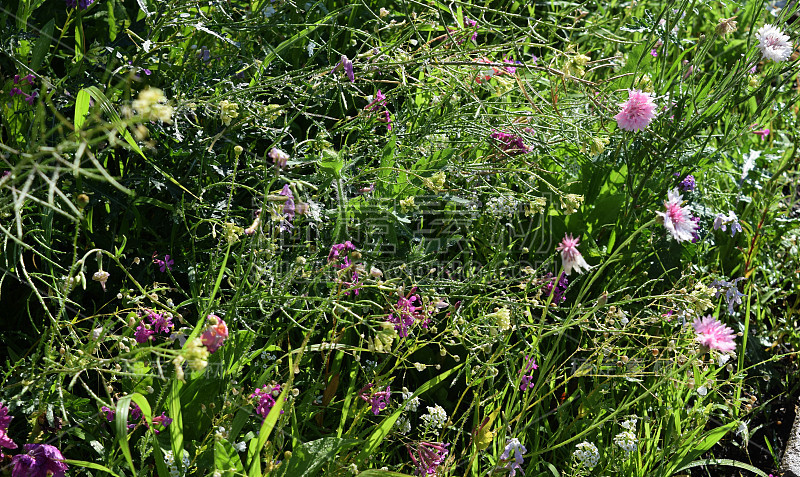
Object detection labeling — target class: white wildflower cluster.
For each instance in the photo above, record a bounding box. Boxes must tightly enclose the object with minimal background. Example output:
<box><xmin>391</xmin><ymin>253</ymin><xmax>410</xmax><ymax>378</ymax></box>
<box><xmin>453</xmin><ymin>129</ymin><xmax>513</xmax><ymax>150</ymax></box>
<box><xmin>395</xmin><ymin>415</ymin><xmax>411</xmax><ymax>435</ymax></box>
<box><xmin>485</xmin><ymin>195</ymin><xmax>520</xmax><ymax>218</ymax></box>
<box><xmin>163</xmin><ymin>449</ymin><xmax>190</xmax><ymax>477</ymax></box>
<box><xmin>573</xmin><ymin>441</ymin><xmax>600</xmax><ymax>469</ymax></box>
<box><xmin>614</xmin><ymin>418</ymin><xmax>638</xmax><ymax>458</ymax></box>
<box><xmin>401</xmin><ymin>387</ymin><xmax>420</xmax><ymax>412</ymax></box>
<box><xmin>420</xmin><ymin>404</ymin><xmax>448</xmax><ymax>433</ymax></box>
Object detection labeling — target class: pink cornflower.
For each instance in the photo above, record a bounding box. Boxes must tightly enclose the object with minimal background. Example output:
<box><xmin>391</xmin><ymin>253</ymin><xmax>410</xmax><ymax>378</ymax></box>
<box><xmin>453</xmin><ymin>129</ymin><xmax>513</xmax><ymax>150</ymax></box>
<box><xmin>656</xmin><ymin>188</ymin><xmax>699</xmax><ymax>242</ymax></box>
<box><xmin>614</xmin><ymin>89</ymin><xmax>657</xmax><ymax>132</ymax></box>
<box><xmin>556</xmin><ymin>233</ymin><xmax>590</xmax><ymax>275</ymax></box>
<box><xmin>692</xmin><ymin>315</ymin><xmax>736</xmax><ymax>352</ymax></box>
<box><xmin>201</xmin><ymin>314</ymin><xmax>228</xmax><ymax>353</ymax></box>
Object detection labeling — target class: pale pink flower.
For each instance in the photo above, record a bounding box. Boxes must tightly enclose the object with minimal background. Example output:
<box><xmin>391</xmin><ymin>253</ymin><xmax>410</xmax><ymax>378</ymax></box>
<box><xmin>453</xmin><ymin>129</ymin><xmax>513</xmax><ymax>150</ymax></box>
<box><xmin>656</xmin><ymin>188</ymin><xmax>698</xmax><ymax>242</ymax></box>
<box><xmin>692</xmin><ymin>315</ymin><xmax>736</xmax><ymax>352</ymax></box>
<box><xmin>556</xmin><ymin>234</ymin><xmax>590</xmax><ymax>275</ymax></box>
<box><xmin>614</xmin><ymin>89</ymin><xmax>657</xmax><ymax>132</ymax></box>
<box><xmin>755</xmin><ymin>24</ymin><xmax>793</xmax><ymax>62</ymax></box>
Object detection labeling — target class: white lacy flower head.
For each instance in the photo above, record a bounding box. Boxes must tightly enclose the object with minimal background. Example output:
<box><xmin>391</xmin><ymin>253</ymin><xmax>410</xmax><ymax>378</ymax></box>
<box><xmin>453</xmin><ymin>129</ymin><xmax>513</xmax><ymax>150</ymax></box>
<box><xmin>756</xmin><ymin>24</ymin><xmax>793</xmax><ymax>62</ymax></box>
<box><xmin>614</xmin><ymin>430</ymin><xmax>637</xmax><ymax>456</ymax></box>
<box><xmin>401</xmin><ymin>387</ymin><xmax>420</xmax><ymax>412</ymax></box>
<box><xmin>573</xmin><ymin>441</ymin><xmax>600</xmax><ymax>469</ymax></box>
<box><xmin>420</xmin><ymin>404</ymin><xmax>448</xmax><ymax>432</ymax></box>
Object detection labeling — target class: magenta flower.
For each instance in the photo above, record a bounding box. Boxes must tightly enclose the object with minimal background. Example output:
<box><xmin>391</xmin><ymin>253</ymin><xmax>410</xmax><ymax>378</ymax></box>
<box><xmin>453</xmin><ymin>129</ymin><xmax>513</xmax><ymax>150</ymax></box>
<box><xmin>0</xmin><ymin>402</ymin><xmax>17</xmax><ymax>458</ymax></box>
<box><xmin>251</xmin><ymin>384</ymin><xmax>284</xmax><ymax>418</ymax></box>
<box><xmin>280</xmin><ymin>184</ymin><xmax>295</xmax><ymax>220</ymax></box>
<box><xmin>753</xmin><ymin>127</ymin><xmax>770</xmax><ymax>139</ymax></box>
<box><xmin>101</xmin><ymin>406</ymin><xmax>115</xmax><ymax>422</ymax></box>
<box><xmin>328</xmin><ymin>241</ymin><xmax>362</xmax><ymax>295</ymax></box>
<box><xmin>543</xmin><ymin>272</ymin><xmax>568</xmax><ymax>304</ymax></box>
<box><xmin>153</xmin><ymin>254</ymin><xmax>173</xmax><ymax>272</ymax></box>
<box><xmin>360</xmin><ymin>384</ymin><xmax>391</xmax><ymax>415</ymax></box>
<box><xmin>490</xmin><ymin>130</ymin><xmax>530</xmax><ymax>154</ymax></box>
<box><xmin>408</xmin><ymin>441</ymin><xmax>449</xmax><ymax>475</ymax></box>
<box><xmin>656</xmin><ymin>188</ymin><xmax>698</xmax><ymax>242</ymax></box>
<box><xmin>11</xmin><ymin>444</ymin><xmax>68</xmax><ymax>477</ymax></box>
<box><xmin>692</xmin><ymin>315</ymin><xmax>736</xmax><ymax>352</ymax></box>
<box><xmin>201</xmin><ymin>314</ymin><xmax>228</xmax><ymax>353</ymax></box>
<box><xmin>614</xmin><ymin>89</ymin><xmax>657</xmax><ymax>132</ymax></box>
<box><xmin>675</xmin><ymin>174</ymin><xmax>696</xmax><ymax>192</ymax></box>
<box><xmin>556</xmin><ymin>233</ymin><xmax>590</xmax><ymax>276</ymax></box>
<box><xmin>387</xmin><ymin>290</ymin><xmax>428</xmax><ymax>337</ymax></box>
<box><xmin>134</xmin><ymin>309</ymin><xmax>173</xmax><ymax>343</ymax></box>
<box><xmin>268</xmin><ymin>148</ymin><xmax>289</xmax><ymax>168</ymax></box>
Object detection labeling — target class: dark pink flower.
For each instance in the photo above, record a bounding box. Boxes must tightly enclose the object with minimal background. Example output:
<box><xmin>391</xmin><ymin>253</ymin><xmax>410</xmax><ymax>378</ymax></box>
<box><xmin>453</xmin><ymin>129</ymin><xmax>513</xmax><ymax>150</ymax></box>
<box><xmin>556</xmin><ymin>233</ymin><xmax>590</xmax><ymax>275</ymax></box>
<box><xmin>360</xmin><ymin>384</ymin><xmax>391</xmax><ymax>415</ymax></box>
<box><xmin>408</xmin><ymin>441</ymin><xmax>449</xmax><ymax>475</ymax></box>
<box><xmin>251</xmin><ymin>384</ymin><xmax>284</xmax><ymax>418</ymax></box>
<box><xmin>0</xmin><ymin>402</ymin><xmax>17</xmax><ymax>458</ymax></box>
<box><xmin>656</xmin><ymin>188</ymin><xmax>698</xmax><ymax>242</ymax></box>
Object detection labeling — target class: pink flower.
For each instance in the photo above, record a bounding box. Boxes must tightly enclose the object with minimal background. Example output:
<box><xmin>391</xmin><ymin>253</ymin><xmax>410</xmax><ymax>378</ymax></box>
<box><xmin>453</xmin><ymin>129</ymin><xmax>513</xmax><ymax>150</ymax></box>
<box><xmin>556</xmin><ymin>233</ymin><xmax>590</xmax><ymax>275</ymax></box>
<box><xmin>201</xmin><ymin>315</ymin><xmax>228</xmax><ymax>353</ymax></box>
<box><xmin>692</xmin><ymin>315</ymin><xmax>736</xmax><ymax>352</ymax></box>
<box><xmin>614</xmin><ymin>89</ymin><xmax>657</xmax><ymax>132</ymax></box>
<box><xmin>753</xmin><ymin>127</ymin><xmax>770</xmax><ymax>139</ymax></box>
<box><xmin>656</xmin><ymin>188</ymin><xmax>698</xmax><ymax>242</ymax></box>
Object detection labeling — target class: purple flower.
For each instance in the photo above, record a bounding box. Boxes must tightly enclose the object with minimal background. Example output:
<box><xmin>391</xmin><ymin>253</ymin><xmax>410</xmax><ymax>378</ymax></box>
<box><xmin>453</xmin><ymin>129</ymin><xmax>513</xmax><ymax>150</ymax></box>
<box><xmin>251</xmin><ymin>384</ymin><xmax>284</xmax><ymax>418</ymax></box>
<box><xmin>360</xmin><ymin>384</ymin><xmax>391</xmax><ymax>415</ymax></box>
<box><xmin>154</xmin><ymin>254</ymin><xmax>174</xmax><ymax>272</ymax></box>
<box><xmin>500</xmin><ymin>438</ymin><xmax>527</xmax><ymax>477</ymax></box>
<box><xmin>387</xmin><ymin>290</ymin><xmax>428</xmax><ymax>337</ymax></box>
<box><xmin>713</xmin><ymin>211</ymin><xmax>742</xmax><ymax>237</ymax></box>
<box><xmin>9</xmin><ymin>88</ymin><xmax>24</xmax><ymax>98</ymax></box>
<box><xmin>753</xmin><ymin>127</ymin><xmax>770</xmax><ymax>139</ymax></box>
<box><xmin>710</xmin><ymin>277</ymin><xmax>746</xmax><ymax>314</ymax></box>
<box><xmin>280</xmin><ymin>184</ymin><xmax>295</xmax><ymax>220</ymax></box>
<box><xmin>134</xmin><ymin>309</ymin><xmax>173</xmax><ymax>343</ymax></box>
<box><xmin>134</xmin><ymin>324</ymin><xmax>154</xmax><ymax>343</ymax></box>
<box><xmin>490</xmin><ymin>130</ymin><xmax>530</xmax><ymax>154</ymax></box>
<box><xmin>24</xmin><ymin>91</ymin><xmax>38</xmax><ymax>105</ymax></box>
<box><xmin>101</xmin><ymin>406</ymin><xmax>115</xmax><ymax>422</ymax></box>
<box><xmin>518</xmin><ymin>355</ymin><xmax>538</xmax><ymax>391</ymax></box>
<box><xmin>328</xmin><ymin>241</ymin><xmax>362</xmax><ymax>295</ymax></box>
<box><xmin>408</xmin><ymin>441</ymin><xmax>449</xmax><ymax>475</ymax></box>
<box><xmin>332</xmin><ymin>55</ymin><xmax>355</xmax><ymax>82</ymax></box>
<box><xmin>675</xmin><ymin>174</ymin><xmax>696</xmax><ymax>192</ymax></box>
<box><xmin>11</xmin><ymin>444</ymin><xmax>68</xmax><ymax>477</ymax></box>
<box><xmin>543</xmin><ymin>272</ymin><xmax>568</xmax><ymax>304</ymax></box>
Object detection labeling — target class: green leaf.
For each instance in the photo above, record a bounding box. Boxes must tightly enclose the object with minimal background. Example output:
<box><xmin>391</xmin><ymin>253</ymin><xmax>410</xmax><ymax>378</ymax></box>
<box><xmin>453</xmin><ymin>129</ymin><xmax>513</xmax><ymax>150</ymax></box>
<box><xmin>168</xmin><ymin>379</ymin><xmax>184</xmax><ymax>473</ymax></box>
<box><xmin>319</xmin><ymin>148</ymin><xmax>344</xmax><ymax>179</ymax></box>
<box><xmin>277</xmin><ymin>437</ymin><xmax>359</xmax><ymax>476</ymax></box>
<box><xmin>114</xmin><ymin>393</ymin><xmax>152</xmax><ymax>475</ymax></box>
<box><xmin>675</xmin><ymin>458</ymin><xmax>769</xmax><ymax>477</ymax></box>
<box><xmin>62</xmin><ymin>460</ymin><xmax>123</xmax><ymax>477</ymax></box>
<box><xmin>215</xmin><ymin>439</ymin><xmax>245</xmax><ymax>475</ymax></box>
<box><xmin>667</xmin><ymin>421</ymin><xmax>738</xmax><ymax>475</ymax></box>
<box><xmin>31</xmin><ymin>19</ymin><xmax>54</xmax><ymax>72</ymax></box>
<box><xmin>74</xmin><ymin>89</ymin><xmax>91</xmax><ymax>131</ymax></box>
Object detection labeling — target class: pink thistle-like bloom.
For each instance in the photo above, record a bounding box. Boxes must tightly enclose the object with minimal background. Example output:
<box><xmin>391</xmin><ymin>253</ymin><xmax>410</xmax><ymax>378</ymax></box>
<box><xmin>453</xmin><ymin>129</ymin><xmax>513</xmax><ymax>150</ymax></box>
<box><xmin>656</xmin><ymin>188</ymin><xmax>699</xmax><ymax>242</ymax></box>
<box><xmin>201</xmin><ymin>314</ymin><xmax>229</xmax><ymax>353</ymax></box>
<box><xmin>614</xmin><ymin>89</ymin><xmax>657</xmax><ymax>132</ymax></box>
<box><xmin>556</xmin><ymin>233</ymin><xmax>590</xmax><ymax>275</ymax></box>
<box><xmin>692</xmin><ymin>315</ymin><xmax>736</xmax><ymax>352</ymax></box>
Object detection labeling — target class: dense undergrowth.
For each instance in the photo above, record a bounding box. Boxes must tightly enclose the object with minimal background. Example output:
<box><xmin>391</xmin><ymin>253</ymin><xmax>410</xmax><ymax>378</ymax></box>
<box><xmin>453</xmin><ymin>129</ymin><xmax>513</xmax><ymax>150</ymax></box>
<box><xmin>2</xmin><ymin>0</ymin><xmax>800</xmax><ymax>475</ymax></box>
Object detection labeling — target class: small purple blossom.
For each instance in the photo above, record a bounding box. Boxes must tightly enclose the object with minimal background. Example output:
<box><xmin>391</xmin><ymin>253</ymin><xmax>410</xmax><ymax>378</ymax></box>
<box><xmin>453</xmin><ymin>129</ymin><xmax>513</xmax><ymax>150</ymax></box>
<box><xmin>387</xmin><ymin>290</ymin><xmax>429</xmax><ymax>337</ymax></box>
<box><xmin>675</xmin><ymin>173</ymin><xmax>696</xmax><ymax>192</ymax></box>
<box><xmin>360</xmin><ymin>384</ymin><xmax>391</xmax><ymax>415</ymax></box>
<box><xmin>332</xmin><ymin>55</ymin><xmax>355</xmax><ymax>82</ymax></box>
<box><xmin>280</xmin><ymin>184</ymin><xmax>295</xmax><ymax>220</ymax></box>
<box><xmin>251</xmin><ymin>384</ymin><xmax>285</xmax><ymax>418</ymax></box>
<box><xmin>154</xmin><ymin>254</ymin><xmax>174</xmax><ymax>272</ymax></box>
<box><xmin>500</xmin><ymin>438</ymin><xmax>527</xmax><ymax>477</ymax></box>
<box><xmin>753</xmin><ymin>127</ymin><xmax>770</xmax><ymax>139</ymax></box>
<box><xmin>134</xmin><ymin>309</ymin><xmax>173</xmax><ymax>343</ymax></box>
<box><xmin>713</xmin><ymin>211</ymin><xmax>742</xmax><ymax>237</ymax></box>
<box><xmin>11</xmin><ymin>444</ymin><xmax>68</xmax><ymax>477</ymax></box>
<box><xmin>328</xmin><ymin>241</ymin><xmax>361</xmax><ymax>295</ymax></box>
<box><xmin>518</xmin><ymin>355</ymin><xmax>538</xmax><ymax>391</ymax></box>
<box><xmin>710</xmin><ymin>277</ymin><xmax>746</xmax><ymax>314</ymax></box>
<box><xmin>101</xmin><ymin>406</ymin><xmax>115</xmax><ymax>422</ymax></box>
<box><xmin>543</xmin><ymin>272</ymin><xmax>568</xmax><ymax>304</ymax></box>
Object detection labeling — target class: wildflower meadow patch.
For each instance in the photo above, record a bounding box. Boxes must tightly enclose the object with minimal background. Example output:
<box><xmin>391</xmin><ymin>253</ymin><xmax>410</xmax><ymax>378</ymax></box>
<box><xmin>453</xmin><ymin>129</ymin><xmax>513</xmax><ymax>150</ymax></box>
<box><xmin>1</xmin><ymin>0</ymin><xmax>800</xmax><ymax>475</ymax></box>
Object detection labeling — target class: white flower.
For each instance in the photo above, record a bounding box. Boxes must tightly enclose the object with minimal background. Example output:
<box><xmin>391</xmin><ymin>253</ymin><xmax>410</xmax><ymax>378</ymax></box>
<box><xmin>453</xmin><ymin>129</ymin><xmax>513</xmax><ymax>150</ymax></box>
<box><xmin>756</xmin><ymin>24</ymin><xmax>793</xmax><ymax>62</ymax></box>
<box><xmin>401</xmin><ymin>387</ymin><xmax>420</xmax><ymax>412</ymax></box>
<box><xmin>395</xmin><ymin>415</ymin><xmax>411</xmax><ymax>434</ymax></box>
<box><xmin>420</xmin><ymin>404</ymin><xmax>448</xmax><ymax>432</ymax></box>
<box><xmin>656</xmin><ymin>188</ymin><xmax>698</xmax><ymax>242</ymax></box>
<box><xmin>573</xmin><ymin>441</ymin><xmax>600</xmax><ymax>469</ymax></box>
<box><xmin>556</xmin><ymin>233</ymin><xmax>591</xmax><ymax>275</ymax></box>
<box><xmin>614</xmin><ymin>430</ymin><xmax>638</xmax><ymax>456</ymax></box>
